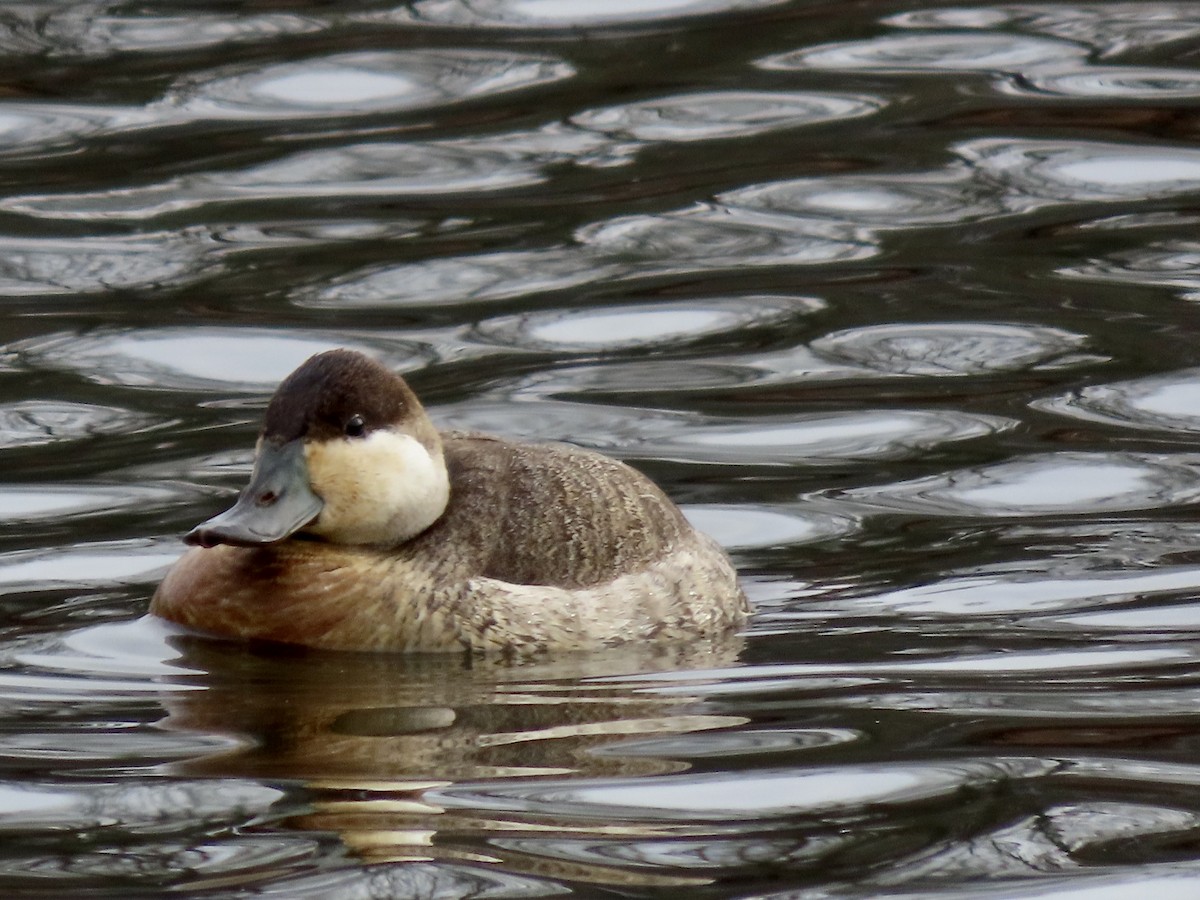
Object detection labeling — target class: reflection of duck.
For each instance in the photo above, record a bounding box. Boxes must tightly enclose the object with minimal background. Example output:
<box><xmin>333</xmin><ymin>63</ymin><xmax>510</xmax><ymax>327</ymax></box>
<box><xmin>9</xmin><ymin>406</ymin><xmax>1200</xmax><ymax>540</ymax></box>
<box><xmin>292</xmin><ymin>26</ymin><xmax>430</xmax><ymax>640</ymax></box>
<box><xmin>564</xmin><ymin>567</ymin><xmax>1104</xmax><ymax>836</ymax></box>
<box><xmin>152</xmin><ymin>350</ymin><xmax>747</xmax><ymax>652</ymax></box>
<box><xmin>162</xmin><ymin>632</ymin><xmax>744</xmax><ymax>885</ymax></box>
<box><xmin>165</xmin><ymin>634</ymin><xmax>744</xmax><ymax>781</ymax></box>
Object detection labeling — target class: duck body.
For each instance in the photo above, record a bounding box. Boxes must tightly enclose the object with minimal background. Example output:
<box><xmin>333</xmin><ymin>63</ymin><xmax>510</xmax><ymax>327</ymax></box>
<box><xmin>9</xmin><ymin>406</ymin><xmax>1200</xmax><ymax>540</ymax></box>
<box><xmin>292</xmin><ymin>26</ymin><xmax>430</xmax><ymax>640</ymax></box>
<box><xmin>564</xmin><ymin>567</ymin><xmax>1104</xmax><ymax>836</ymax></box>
<box><xmin>151</xmin><ymin>351</ymin><xmax>746</xmax><ymax>653</ymax></box>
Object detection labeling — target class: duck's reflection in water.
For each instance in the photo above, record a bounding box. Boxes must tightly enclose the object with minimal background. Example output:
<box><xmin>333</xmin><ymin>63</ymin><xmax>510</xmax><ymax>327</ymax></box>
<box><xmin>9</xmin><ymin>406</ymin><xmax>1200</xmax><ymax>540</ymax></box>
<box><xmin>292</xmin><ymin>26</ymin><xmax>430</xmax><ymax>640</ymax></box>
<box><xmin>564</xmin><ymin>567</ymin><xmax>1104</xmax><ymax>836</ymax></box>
<box><xmin>161</xmin><ymin>633</ymin><xmax>745</xmax><ymax>886</ymax></box>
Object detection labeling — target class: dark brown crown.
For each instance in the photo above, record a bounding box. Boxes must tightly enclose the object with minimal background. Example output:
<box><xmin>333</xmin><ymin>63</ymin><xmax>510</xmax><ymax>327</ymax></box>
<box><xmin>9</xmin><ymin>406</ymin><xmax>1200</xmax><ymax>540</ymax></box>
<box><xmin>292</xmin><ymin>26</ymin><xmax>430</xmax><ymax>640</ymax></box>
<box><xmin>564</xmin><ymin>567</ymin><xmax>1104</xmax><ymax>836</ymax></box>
<box><xmin>262</xmin><ymin>350</ymin><xmax>420</xmax><ymax>443</ymax></box>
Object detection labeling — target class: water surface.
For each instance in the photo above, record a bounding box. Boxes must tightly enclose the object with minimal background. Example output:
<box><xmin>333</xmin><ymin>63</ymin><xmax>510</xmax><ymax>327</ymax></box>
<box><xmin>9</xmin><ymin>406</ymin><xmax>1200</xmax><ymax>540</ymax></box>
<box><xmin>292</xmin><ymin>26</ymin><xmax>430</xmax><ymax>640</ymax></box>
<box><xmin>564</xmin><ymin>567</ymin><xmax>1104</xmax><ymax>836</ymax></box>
<box><xmin>5</xmin><ymin>1</ymin><xmax>1200</xmax><ymax>897</ymax></box>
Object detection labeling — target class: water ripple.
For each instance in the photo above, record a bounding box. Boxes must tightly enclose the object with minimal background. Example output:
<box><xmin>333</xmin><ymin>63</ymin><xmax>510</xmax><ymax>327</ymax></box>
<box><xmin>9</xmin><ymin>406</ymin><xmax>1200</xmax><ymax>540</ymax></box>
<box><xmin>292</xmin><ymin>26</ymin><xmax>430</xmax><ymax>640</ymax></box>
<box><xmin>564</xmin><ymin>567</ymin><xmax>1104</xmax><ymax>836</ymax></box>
<box><xmin>253</xmin><ymin>862</ymin><xmax>568</xmax><ymax>900</ymax></box>
<box><xmin>1017</xmin><ymin>65</ymin><xmax>1200</xmax><ymax>100</ymax></box>
<box><xmin>759</xmin><ymin>32</ymin><xmax>1086</xmax><ymax>75</ymax></box>
<box><xmin>4</xmin><ymin>139</ymin><xmax>549</xmax><ymax>221</ymax></box>
<box><xmin>491</xmin><ymin>832</ymin><xmax>830</xmax><ymax>874</ymax></box>
<box><xmin>581</xmin><ymin>205</ymin><xmax>868</xmax><ymax>267</ymax></box>
<box><xmin>1059</xmin><ymin>239</ymin><xmax>1200</xmax><ymax>299</ymax></box>
<box><xmin>810</xmin><ymin>322</ymin><xmax>1091</xmax><ymax>376</ymax></box>
<box><xmin>730</xmin><ymin>138</ymin><xmax>1200</xmax><ymax>233</ymax></box>
<box><xmin>670</xmin><ymin>410</ymin><xmax>1010</xmax><ymax>465</ymax></box>
<box><xmin>0</xmin><ymin>8</ymin><xmax>324</xmax><ymax>58</ymax></box>
<box><xmin>794</xmin><ymin>864</ymin><xmax>1200</xmax><ymax>900</ymax></box>
<box><xmin>616</xmin><ymin>648</ymin><xmax>1198</xmax><ymax>698</ymax></box>
<box><xmin>889</xmin><ymin>5</ymin><xmax>1200</xmax><ymax>58</ymax></box>
<box><xmin>9</xmin><ymin>328</ymin><xmax>430</xmax><ymax>393</ymax></box>
<box><xmin>0</xmin><ymin>104</ymin><xmax>151</xmax><ymax>157</ymax></box>
<box><xmin>429</xmin><ymin>758</ymin><xmax>1052</xmax><ymax>822</ymax></box>
<box><xmin>0</xmin><ymin>835</ymin><xmax>320</xmax><ymax>890</ymax></box>
<box><xmin>303</xmin><ymin>205</ymin><xmax>875</xmax><ymax>309</ymax></box>
<box><xmin>816</xmin><ymin>565</ymin><xmax>1200</xmax><ymax>619</ymax></box>
<box><xmin>683</xmin><ymin>505</ymin><xmax>859</xmax><ymax>551</ymax></box>
<box><xmin>0</xmin><ymin>729</ymin><xmax>221</xmax><ymax>765</ymax></box>
<box><xmin>837</xmin><ymin>452</ymin><xmax>1200</xmax><ymax>518</ymax></box>
<box><xmin>371</xmin><ymin>0</ymin><xmax>791</xmax><ymax>29</ymax></box>
<box><xmin>439</xmin><ymin>399</ymin><xmax>1011</xmax><ymax>465</ymax></box>
<box><xmin>723</xmin><ymin>168</ymin><xmax>1003</xmax><ymax>229</ymax></box>
<box><xmin>1037</xmin><ymin>368</ymin><xmax>1200</xmax><ymax>433</ymax></box>
<box><xmin>472</xmin><ymin>296</ymin><xmax>806</xmax><ymax>352</ymax></box>
<box><xmin>0</xmin><ymin>619</ymin><xmax>202</xmax><ymax>706</ymax></box>
<box><xmin>1053</xmin><ymin>600</ymin><xmax>1200</xmax><ymax>635</ymax></box>
<box><xmin>571</xmin><ymin>91</ymin><xmax>883</xmax><ymax>142</ymax></box>
<box><xmin>786</xmin><ymin>800</ymin><xmax>1200</xmax><ymax>898</ymax></box>
<box><xmin>163</xmin><ymin>50</ymin><xmax>574</xmax><ymax>120</ymax></box>
<box><xmin>0</xmin><ymin>540</ymin><xmax>178</xmax><ymax>597</ymax></box>
<box><xmin>0</xmin><ymin>401</ymin><xmax>159</xmax><ymax>450</ymax></box>
<box><xmin>517</xmin><ymin>341</ymin><xmax>897</xmax><ymax>395</ymax></box>
<box><xmin>962</xmin><ymin>138</ymin><xmax>1200</xmax><ymax>206</ymax></box>
<box><xmin>0</xmin><ymin>483</ymin><xmax>190</xmax><ymax>525</ymax></box>
<box><xmin>592</xmin><ymin>727</ymin><xmax>862</xmax><ymax>759</ymax></box>
<box><xmin>124</xmin><ymin>449</ymin><xmax>254</xmax><ymax>488</ymax></box>
<box><xmin>0</xmin><ymin>232</ymin><xmax>219</xmax><ymax>296</ymax></box>
<box><xmin>0</xmin><ymin>778</ymin><xmax>282</xmax><ymax>834</ymax></box>
<box><xmin>304</xmin><ymin>246</ymin><xmax>615</xmax><ymax>309</ymax></box>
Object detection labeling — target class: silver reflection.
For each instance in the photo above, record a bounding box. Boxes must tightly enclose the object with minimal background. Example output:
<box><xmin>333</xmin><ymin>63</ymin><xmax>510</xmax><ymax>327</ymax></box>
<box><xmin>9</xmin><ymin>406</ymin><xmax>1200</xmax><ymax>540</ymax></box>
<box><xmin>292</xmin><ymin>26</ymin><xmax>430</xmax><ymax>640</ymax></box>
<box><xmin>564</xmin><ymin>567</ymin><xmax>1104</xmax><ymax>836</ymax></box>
<box><xmin>437</xmin><ymin>399</ymin><xmax>1010</xmax><ymax>466</ymax></box>
<box><xmin>961</xmin><ymin>137</ymin><xmax>1200</xmax><ymax>206</ymax></box>
<box><xmin>0</xmin><ymin>104</ymin><xmax>152</xmax><ymax>157</ymax></box>
<box><xmin>0</xmin><ymin>232</ymin><xmax>217</xmax><ymax>295</ymax></box>
<box><xmin>682</xmin><ymin>505</ymin><xmax>859</xmax><ymax>551</ymax></box>
<box><xmin>302</xmin><ymin>247</ymin><xmax>621</xmax><ymax>309</ymax></box>
<box><xmin>0</xmin><ymin>484</ymin><xmax>186</xmax><ymax>525</ymax></box>
<box><xmin>0</xmin><ymin>777</ymin><xmax>281</xmax><ymax>834</ymax></box>
<box><xmin>471</xmin><ymin>296</ymin><xmax>802</xmax><ymax>352</ymax></box>
<box><xmin>726</xmin><ymin>136</ymin><xmax>1200</xmax><ymax>232</ymax></box>
<box><xmin>428</xmin><ymin>758</ymin><xmax>1053</xmax><ymax>822</ymax></box>
<box><xmin>161</xmin><ymin>50</ymin><xmax>575</xmax><ymax>119</ymax></box>
<box><xmin>1059</xmin><ymin>240</ymin><xmax>1200</xmax><ymax>299</ymax></box>
<box><xmin>758</xmin><ymin>32</ymin><xmax>1086</xmax><ymax>74</ymax></box>
<box><xmin>0</xmin><ymin>540</ymin><xmax>179</xmax><ymax>596</ymax></box>
<box><xmin>301</xmin><ymin>205</ymin><xmax>875</xmax><ymax>309</ymax></box>
<box><xmin>0</xmin><ymin>400</ymin><xmax>158</xmax><ymax>450</ymax></box>
<box><xmin>1037</xmin><ymin>368</ymin><xmax>1200</xmax><ymax>433</ymax></box>
<box><xmin>810</xmin><ymin>322</ymin><xmax>1091</xmax><ymax>376</ymax></box>
<box><xmin>1017</xmin><ymin>65</ymin><xmax>1200</xmax><ymax>99</ymax></box>
<box><xmin>571</xmin><ymin>90</ymin><xmax>883</xmax><ymax>142</ymax></box>
<box><xmin>889</xmin><ymin>5</ymin><xmax>1200</xmax><ymax>58</ymax></box>
<box><xmin>367</xmin><ymin>0</ymin><xmax>791</xmax><ymax>28</ymax></box>
<box><xmin>673</xmin><ymin>410</ymin><xmax>1011</xmax><ymax>465</ymax></box>
<box><xmin>11</xmin><ymin>9</ymin><xmax>324</xmax><ymax>57</ymax></box>
<box><xmin>579</xmin><ymin>204</ymin><xmax>873</xmax><ymax>268</ymax></box>
<box><xmin>4</xmin><ymin>139</ymin><xmax>550</xmax><ymax>221</ymax></box>
<box><xmin>825</xmin><ymin>564</ymin><xmax>1200</xmax><ymax>619</ymax></box>
<box><xmin>840</xmin><ymin>451</ymin><xmax>1200</xmax><ymax>517</ymax></box>
<box><xmin>8</xmin><ymin>329</ymin><xmax>428</xmax><ymax>393</ymax></box>
<box><xmin>723</xmin><ymin>168</ymin><xmax>1005</xmax><ymax>229</ymax></box>
<box><xmin>593</xmin><ymin>727</ymin><xmax>862</xmax><ymax>759</ymax></box>
<box><xmin>788</xmin><ymin>802</ymin><xmax>1200</xmax><ymax>897</ymax></box>
<box><xmin>0</xmin><ymin>836</ymin><xmax>319</xmax><ymax>885</ymax></box>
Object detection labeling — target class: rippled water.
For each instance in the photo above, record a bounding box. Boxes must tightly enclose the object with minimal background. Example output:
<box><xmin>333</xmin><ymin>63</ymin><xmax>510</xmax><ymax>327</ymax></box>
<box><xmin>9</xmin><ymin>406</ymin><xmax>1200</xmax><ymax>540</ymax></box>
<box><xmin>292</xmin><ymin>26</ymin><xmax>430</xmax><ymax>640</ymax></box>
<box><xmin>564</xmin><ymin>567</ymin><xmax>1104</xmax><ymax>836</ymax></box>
<box><xmin>6</xmin><ymin>0</ymin><xmax>1200</xmax><ymax>896</ymax></box>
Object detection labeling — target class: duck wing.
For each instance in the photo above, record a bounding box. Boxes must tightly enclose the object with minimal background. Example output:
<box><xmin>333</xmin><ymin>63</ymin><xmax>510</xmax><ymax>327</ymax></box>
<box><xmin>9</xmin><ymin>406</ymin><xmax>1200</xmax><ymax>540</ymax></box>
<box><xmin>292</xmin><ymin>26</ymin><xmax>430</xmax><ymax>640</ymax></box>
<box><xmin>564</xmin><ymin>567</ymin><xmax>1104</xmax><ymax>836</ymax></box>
<box><xmin>429</xmin><ymin>432</ymin><xmax>692</xmax><ymax>590</ymax></box>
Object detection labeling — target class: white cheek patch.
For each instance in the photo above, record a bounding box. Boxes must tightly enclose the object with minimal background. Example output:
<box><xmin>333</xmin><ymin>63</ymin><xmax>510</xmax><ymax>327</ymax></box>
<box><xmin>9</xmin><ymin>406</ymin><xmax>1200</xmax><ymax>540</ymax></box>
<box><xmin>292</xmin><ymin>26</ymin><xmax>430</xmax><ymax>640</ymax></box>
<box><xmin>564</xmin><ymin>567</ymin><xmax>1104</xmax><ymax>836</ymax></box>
<box><xmin>304</xmin><ymin>431</ymin><xmax>449</xmax><ymax>546</ymax></box>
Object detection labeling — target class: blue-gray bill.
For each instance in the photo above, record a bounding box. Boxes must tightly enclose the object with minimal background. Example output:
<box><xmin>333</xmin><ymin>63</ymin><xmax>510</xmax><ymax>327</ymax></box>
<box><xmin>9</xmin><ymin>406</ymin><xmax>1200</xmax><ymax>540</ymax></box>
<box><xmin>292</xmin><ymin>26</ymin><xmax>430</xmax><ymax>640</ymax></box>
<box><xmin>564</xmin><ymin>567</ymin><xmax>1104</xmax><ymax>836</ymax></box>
<box><xmin>185</xmin><ymin>439</ymin><xmax>323</xmax><ymax>548</ymax></box>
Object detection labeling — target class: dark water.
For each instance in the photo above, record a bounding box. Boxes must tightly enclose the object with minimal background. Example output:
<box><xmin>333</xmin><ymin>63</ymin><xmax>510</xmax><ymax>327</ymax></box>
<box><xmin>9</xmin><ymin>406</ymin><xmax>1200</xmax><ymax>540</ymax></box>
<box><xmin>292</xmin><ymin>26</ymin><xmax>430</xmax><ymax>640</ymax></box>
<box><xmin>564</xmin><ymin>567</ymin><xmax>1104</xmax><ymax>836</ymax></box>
<box><xmin>6</xmin><ymin>0</ymin><xmax>1200</xmax><ymax>896</ymax></box>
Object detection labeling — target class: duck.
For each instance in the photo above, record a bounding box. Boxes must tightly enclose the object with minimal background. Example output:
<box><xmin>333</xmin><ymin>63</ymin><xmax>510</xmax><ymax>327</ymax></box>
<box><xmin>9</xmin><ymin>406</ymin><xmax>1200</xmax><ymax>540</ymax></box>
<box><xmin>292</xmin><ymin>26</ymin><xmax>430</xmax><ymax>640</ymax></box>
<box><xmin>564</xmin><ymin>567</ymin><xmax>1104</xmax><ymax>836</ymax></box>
<box><xmin>151</xmin><ymin>349</ymin><xmax>747</xmax><ymax>653</ymax></box>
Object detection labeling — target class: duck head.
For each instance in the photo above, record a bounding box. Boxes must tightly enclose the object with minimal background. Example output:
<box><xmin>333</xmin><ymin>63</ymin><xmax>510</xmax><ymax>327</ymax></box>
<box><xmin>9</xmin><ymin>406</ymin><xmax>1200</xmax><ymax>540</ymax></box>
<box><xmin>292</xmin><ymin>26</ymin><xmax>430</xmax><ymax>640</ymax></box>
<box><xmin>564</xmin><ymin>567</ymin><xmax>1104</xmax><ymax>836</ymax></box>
<box><xmin>186</xmin><ymin>350</ymin><xmax>449</xmax><ymax>549</ymax></box>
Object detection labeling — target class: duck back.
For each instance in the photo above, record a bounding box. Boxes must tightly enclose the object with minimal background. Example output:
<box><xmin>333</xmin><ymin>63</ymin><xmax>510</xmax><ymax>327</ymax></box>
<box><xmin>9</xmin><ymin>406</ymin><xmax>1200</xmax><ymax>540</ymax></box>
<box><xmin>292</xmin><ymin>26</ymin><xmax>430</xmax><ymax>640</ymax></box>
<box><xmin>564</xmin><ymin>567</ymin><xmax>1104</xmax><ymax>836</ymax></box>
<box><xmin>423</xmin><ymin>433</ymin><xmax>690</xmax><ymax>589</ymax></box>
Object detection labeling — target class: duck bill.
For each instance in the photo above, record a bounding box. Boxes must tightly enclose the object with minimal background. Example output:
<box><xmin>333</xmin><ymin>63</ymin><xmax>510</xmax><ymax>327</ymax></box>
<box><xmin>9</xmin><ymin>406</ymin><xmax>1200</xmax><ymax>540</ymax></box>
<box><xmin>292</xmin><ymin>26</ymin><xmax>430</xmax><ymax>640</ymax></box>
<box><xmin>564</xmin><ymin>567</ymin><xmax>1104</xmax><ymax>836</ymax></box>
<box><xmin>185</xmin><ymin>439</ymin><xmax>323</xmax><ymax>548</ymax></box>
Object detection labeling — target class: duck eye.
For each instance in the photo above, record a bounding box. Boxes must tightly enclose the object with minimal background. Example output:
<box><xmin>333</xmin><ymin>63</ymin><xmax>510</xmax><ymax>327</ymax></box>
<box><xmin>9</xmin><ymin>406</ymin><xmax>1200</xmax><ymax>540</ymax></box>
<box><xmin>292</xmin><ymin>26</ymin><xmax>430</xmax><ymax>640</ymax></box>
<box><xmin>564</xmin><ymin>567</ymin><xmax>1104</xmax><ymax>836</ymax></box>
<box><xmin>344</xmin><ymin>414</ymin><xmax>366</xmax><ymax>438</ymax></box>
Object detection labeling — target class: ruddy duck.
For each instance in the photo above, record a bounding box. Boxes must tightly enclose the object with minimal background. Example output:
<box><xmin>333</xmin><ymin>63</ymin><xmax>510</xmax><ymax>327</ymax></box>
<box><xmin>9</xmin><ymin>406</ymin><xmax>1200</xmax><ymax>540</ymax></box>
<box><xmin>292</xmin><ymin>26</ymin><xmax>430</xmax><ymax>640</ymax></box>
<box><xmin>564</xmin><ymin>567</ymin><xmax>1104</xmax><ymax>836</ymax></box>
<box><xmin>151</xmin><ymin>350</ymin><xmax>747</xmax><ymax>653</ymax></box>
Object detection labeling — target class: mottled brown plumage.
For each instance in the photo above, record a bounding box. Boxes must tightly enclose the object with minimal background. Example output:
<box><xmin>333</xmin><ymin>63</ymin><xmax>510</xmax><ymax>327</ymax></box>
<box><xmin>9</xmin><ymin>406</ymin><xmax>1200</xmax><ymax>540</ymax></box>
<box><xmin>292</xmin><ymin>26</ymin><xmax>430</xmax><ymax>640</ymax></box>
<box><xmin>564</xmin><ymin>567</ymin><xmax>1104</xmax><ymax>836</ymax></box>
<box><xmin>151</xmin><ymin>351</ymin><xmax>747</xmax><ymax>653</ymax></box>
